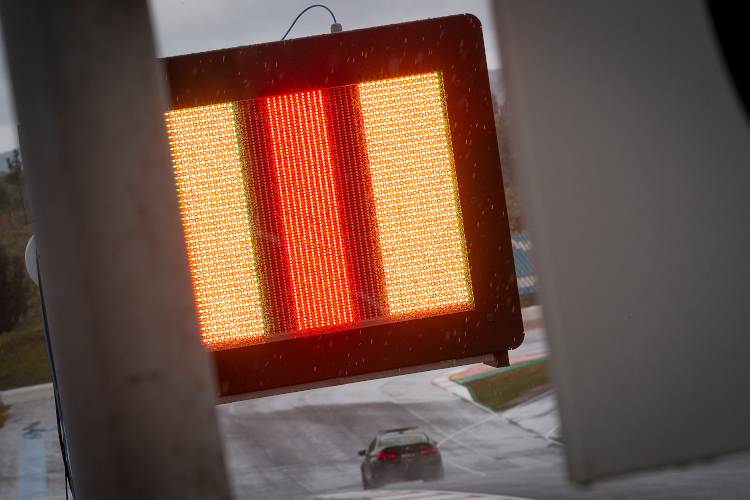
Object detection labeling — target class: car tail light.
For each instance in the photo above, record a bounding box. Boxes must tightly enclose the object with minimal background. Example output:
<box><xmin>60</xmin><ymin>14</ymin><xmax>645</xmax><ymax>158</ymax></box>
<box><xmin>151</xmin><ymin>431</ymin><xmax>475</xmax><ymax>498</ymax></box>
<box><xmin>377</xmin><ymin>452</ymin><xmax>397</xmax><ymax>459</ymax></box>
<box><xmin>420</xmin><ymin>446</ymin><xmax>438</xmax><ymax>454</ymax></box>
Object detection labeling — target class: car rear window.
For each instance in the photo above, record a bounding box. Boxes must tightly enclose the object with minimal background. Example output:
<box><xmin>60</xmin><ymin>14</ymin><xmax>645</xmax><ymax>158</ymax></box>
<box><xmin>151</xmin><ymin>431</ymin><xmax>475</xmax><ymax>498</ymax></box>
<box><xmin>379</xmin><ymin>433</ymin><xmax>429</xmax><ymax>448</ymax></box>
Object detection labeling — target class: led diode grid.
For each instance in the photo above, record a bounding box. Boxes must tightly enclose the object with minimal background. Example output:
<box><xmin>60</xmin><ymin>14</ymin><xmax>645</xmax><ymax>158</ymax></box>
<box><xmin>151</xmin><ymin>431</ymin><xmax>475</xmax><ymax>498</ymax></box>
<box><xmin>165</xmin><ymin>103</ymin><xmax>265</xmax><ymax>349</ymax></box>
<box><xmin>359</xmin><ymin>73</ymin><xmax>473</xmax><ymax>317</ymax></box>
<box><xmin>166</xmin><ymin>72</ymin><xmax>473</xmax><ymax>350</ymax></box>
<box><xmin>267</xmin><ymin>90</ymin><xmax>355</xmax><ymax>332</ymax></box>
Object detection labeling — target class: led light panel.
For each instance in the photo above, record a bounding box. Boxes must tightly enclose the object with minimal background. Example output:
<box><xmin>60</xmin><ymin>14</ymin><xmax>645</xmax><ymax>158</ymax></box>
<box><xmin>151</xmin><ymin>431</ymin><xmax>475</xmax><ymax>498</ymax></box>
<box><xmin>267</xmin><ymin>91</ymin><xmax>355</xmax><ymax>332</ymax></box>
<box><xmin>165</xmin><ymin>103</ymin><xmax>265</xmax><ymax>349</ymax></box>
<box><xmin>166</xmin><ymin>72</ymin><xmax>473</xmax><ymax>350</ymax></box>
<box><xmin>359</xmin><ymin>73</ymin><xmax>473</xmax><ymax>317</ymax></box>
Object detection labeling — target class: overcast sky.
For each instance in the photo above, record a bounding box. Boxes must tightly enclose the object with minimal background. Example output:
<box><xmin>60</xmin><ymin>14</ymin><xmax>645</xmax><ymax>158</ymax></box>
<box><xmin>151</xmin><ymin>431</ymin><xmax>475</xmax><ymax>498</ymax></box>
<box><xmin>0</xmin><ymin>0</ymin><xmax>500</xmax><ymax>153</ymax></box>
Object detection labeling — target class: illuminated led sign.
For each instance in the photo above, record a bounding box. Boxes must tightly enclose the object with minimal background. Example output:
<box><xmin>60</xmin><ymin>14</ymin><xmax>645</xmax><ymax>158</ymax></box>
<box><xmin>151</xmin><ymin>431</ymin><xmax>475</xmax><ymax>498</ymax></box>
<box><xmin>163</xmin><ymin>15</ymin><xmax>524</xmax><ymax>399</ymax></box>
<box><xmin>166</xmin><ymin>73</ymin><xmax>472</xmax><ymax>349</ymax></box>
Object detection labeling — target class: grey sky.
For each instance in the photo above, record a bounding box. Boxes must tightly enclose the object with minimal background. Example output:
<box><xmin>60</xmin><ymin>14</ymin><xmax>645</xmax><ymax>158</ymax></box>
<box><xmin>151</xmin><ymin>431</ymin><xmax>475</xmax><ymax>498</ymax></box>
<box><xmin>0</xmin><ymin>1</ymin><xmax>499</xmax><ymax>152</ymax></box>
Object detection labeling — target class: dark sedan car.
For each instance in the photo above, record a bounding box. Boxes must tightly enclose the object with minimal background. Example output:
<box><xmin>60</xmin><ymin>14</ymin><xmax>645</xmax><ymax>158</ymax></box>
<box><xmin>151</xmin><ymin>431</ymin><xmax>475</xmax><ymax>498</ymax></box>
<box><xmin>359</xmin><ymin>427</ymin><xmax>444</xmax><ymax>489</ymax></box>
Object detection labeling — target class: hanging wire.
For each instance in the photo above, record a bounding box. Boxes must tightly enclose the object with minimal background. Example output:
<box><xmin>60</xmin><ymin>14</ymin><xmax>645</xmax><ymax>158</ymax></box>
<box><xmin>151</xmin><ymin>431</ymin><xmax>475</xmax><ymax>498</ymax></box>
<box><xmin>38</xmin><ymin>257</ymin><xmax>76</xmax><ymax>499</ymax></box>
<box><xmin>281</xmin><ymin>4</ymin><xmax>339</xmax><ymax>41</ymax></box>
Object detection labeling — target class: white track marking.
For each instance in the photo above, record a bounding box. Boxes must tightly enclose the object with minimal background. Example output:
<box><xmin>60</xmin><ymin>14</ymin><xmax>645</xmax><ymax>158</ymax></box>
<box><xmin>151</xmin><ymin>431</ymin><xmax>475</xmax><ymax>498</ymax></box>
<box><xmin>437</xmin><ymin>414</ymin><xmax>499</xmax><ymax>446</ymax></box>
<box><xmin>443</xmin><ymin>459</ymin><xmax>487</xmax><ymax>476</ymax></box>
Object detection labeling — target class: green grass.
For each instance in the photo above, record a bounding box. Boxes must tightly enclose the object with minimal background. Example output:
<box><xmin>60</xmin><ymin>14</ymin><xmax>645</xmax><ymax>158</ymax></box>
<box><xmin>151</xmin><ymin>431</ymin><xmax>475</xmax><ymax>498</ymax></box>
<box><xmin>461</xmin><ymin>359</ymin><xmax>549</xmax><ymax>411</ymax></box>
<box><xmin>0</xmin><ymin>405</ymin><xmax>10</xmax><ymax>429</ymax></box>
<box><xmin>519</xmin><ymin>293</ymin><xmax>537</xmax><ymax>308</ymax></box>
<box><xmin>0</xmin><ymin>215</ymin><xmax>33</xmax><ymax>256</ymax></box>
<box><xmin>0</xmin><ymin>322</ymin><xmax>51</xmax><ymax>391</ymax></box>
<box><xmin>1</xmin><ymin>170</ymin><xmax>48</xmax><ymax>391</ymax></box>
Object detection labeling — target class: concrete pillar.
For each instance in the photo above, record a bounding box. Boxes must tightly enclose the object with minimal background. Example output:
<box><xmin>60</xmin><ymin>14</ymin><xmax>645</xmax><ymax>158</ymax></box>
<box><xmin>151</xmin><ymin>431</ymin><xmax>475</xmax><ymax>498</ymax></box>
<box><xmin>0</xmin><ymin>1</ymin><xmax>232</xmax><ymax>498</ymax></box>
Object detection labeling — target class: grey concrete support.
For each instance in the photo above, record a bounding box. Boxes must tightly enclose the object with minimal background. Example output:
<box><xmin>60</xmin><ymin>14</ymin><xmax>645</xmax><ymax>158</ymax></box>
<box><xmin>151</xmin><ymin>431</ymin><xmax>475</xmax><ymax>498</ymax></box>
<box><xmin>494</xmin><ymin>0</ymin><xmax>750</xmax><ymax>484</ymax></box>
<box><xmin>0</xmin><ymin>1</ymin><xmax>232</xmax><ymax>498</ymax></box>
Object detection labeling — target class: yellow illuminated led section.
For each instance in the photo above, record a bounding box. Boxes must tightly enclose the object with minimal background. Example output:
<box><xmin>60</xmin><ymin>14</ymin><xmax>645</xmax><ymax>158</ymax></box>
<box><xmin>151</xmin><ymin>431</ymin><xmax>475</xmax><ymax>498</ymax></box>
<box><xmin>166</xmin><ymin>104</ymin><xmax>264</xmax><ymax>349</ymax></box>
<box><xmin>359</xmin><ymin>73</ymin><xmax>473</xmax><ymax>317</ymax></box>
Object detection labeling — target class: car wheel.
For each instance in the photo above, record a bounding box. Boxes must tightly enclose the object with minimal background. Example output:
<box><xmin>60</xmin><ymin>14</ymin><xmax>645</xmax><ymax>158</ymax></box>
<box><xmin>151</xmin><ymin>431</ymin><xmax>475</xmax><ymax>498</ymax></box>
<box><xmin>361</xmin><ymin>470</ymin><xmax>373</xmax><ymax>490</ymax></box>
<box><xmin>370</xmin><ymin>473</ymin><xmax>385</xmax><ymax>489</ymax></box>
<box><xmin>423</xmin><ymin>466</ymin><xmax>445</xmax><ymax>482</ymax></box>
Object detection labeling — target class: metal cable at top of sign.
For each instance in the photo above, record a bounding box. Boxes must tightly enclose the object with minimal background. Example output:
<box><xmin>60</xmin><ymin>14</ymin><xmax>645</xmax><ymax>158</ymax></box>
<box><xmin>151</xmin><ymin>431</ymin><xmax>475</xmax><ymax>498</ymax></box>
<box><xmin>281</xmin><ymin>4</ymin><xmax>342</xmax><ymax>41</ymax></box>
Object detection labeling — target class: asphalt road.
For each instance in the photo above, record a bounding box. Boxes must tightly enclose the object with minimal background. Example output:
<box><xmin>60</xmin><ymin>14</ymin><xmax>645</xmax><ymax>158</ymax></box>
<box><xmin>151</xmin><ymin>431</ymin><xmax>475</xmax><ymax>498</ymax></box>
<box><xmin>3</xmin><ymin>328</ymin><xmax>750</xmax><ymax>499</ymax></box>
<box><xmin>219</xmin><ymin>365</ymin><xmax>559</xmax><ymax>500</ymax></box>
<box><xmin>218</xmin><ymin>328</ymin><xmax>750</xmax><ymax>500</ymax></box>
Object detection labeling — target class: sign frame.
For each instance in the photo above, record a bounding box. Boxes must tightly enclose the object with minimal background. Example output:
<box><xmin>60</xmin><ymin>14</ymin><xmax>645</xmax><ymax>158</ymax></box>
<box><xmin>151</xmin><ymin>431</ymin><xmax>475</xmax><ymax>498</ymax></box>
<box><xmin>162</xmin><ymin>14</ymin><xmax>524</xmax><ymax>399</ymax></box>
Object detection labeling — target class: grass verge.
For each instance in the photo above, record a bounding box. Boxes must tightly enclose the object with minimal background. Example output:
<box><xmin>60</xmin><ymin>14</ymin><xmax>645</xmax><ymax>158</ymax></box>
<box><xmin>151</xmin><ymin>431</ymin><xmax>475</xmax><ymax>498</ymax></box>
<box><xmin>458</xmin><ymin>358</ymin><xmax>550</xmax><ymax>411</ymax></box>
<box><xmin>0</xmin><ymin>406</ymin><xmax>10</xmax><ymax>429</ymax></box>
<box><xmin>0</xmin><ymin>322</ymin><xmax>51</xmax><ymax>391</ymax></box>
<box><xmin>2</xmin><ymin>171</ymin><xmax>47</xmax><ymax>392</ymax></box>
<box><xmin>0</xmin><ymin>405</ymin><xmax>9</xmax><ymax>429</ymax></box>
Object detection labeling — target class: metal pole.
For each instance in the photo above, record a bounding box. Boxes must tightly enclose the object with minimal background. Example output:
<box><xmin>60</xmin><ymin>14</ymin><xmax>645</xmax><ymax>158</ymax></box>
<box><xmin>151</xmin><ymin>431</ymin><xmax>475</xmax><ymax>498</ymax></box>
<box><xmin>0</xmin><ymin>1</ymin><xmax>232</xmax><ymax>498</ymax></box>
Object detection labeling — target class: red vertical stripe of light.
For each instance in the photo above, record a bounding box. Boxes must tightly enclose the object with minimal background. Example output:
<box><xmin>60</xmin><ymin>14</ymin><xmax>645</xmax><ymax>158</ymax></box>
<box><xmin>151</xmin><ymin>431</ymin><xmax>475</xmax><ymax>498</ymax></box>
<box><xmin>267</xmin><ymin>90</ymin><xmax>354</xmax><ymax>331</ymax></box>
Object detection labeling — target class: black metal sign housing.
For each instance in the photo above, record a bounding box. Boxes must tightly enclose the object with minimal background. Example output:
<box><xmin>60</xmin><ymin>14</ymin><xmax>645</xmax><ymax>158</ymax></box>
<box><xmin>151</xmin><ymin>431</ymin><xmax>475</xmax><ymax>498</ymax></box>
<box><xmin>162</xmin><ymin>14</ymin><xmax>524</xmax><ymax>399</ymax></box>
